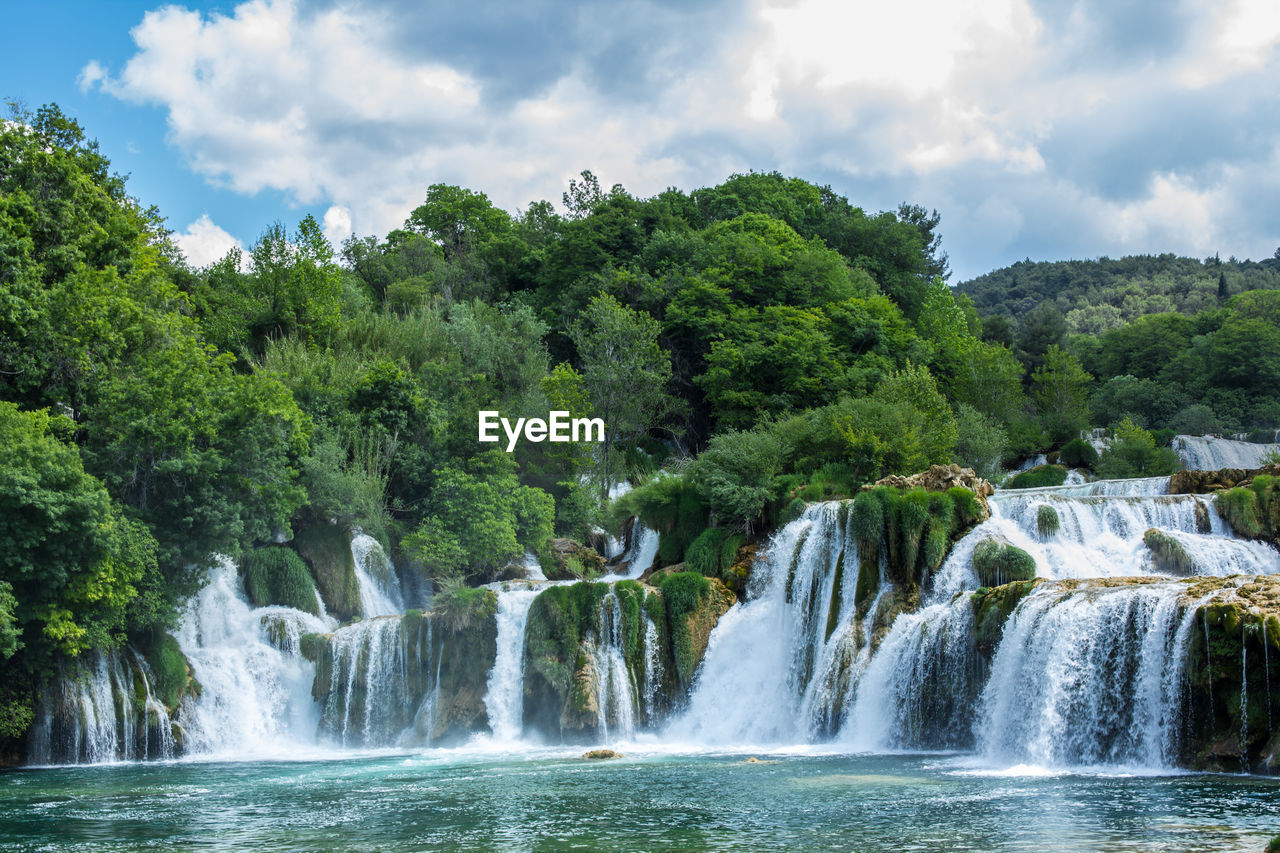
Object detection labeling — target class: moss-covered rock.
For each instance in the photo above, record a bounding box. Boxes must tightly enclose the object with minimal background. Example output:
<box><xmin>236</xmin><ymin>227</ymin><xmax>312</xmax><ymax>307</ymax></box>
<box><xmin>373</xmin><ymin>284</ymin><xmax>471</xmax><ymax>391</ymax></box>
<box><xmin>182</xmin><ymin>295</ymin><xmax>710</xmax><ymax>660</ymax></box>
<box><xmin>971</xmin><ymin>539</ymin><xmax>1036</xmax><ymax>587</ymax></box>
<box><xmin>1005</xmin><ymin>464</ymin><xmax>1068</xmax><ymax>489</ymax></box>
<box><xmin>294</xmin><ymin>522</ymin><xmax>359</xmax><ymax>620</ymax></box>
<box><xmin>544</xmin><ymin>538</ymin><xmax>607</xmax><ymax>581</ymax></box>
<box><xmin>1143</xmin><ymin>528</ymin><xmax>1194</xmax><ymax>576</ymax></box>
<box><xmin>142</xmin><ymin>632</ymin><xmax>194</xmax><ymax>714</ymax></box>
<box><xmin>241</xmin><ymin>546</ymin><xmax>320</xmax><ymax>615</ymax></box>
<box><xmin>970</xmin><ymin>580</ymin><xmax>1042</xmax><ymax>659</ymax></box>
<box><xmin>1036</xmin><ymin>504</ymin><xmax>1060</xmax><ymax>537</ymax></box>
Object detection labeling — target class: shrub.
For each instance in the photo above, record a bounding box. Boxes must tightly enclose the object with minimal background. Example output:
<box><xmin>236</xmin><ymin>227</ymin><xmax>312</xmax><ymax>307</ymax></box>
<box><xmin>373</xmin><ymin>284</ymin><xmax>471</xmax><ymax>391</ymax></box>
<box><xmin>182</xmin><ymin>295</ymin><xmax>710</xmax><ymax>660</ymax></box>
<box><xmin>1143</xmin><ymin>528</ymin><xmax>1193</xmax><ymax>576</ymax></box>
<box><xmin>1036</xmin><ymin>504</ymin><xmax>1060</xmax><ymax>537</ymax></box>
<box><xmin>684</xmin><ymin>528</ymin><xmax>744</xmax><ymax>579</ymax></box>
<box><xmin>242</xmin><ymin>547</ymin><xmax>319</xmax><ymax>615</ymax></box>
<box><xmin>1058</xmin><ymin>437</ymin><xmax>1098</xmax><ymax>470</ymax></box>
<box><xmin>1095</xmin><ymin>417</ymin><xmax>1179</xmax><ymax>479</ymax></box>
<box><xmin>972</xmin><ymin>539</ymin><xmax>1037</xmax><ymax>586</ymax></box>
<box><xmin>1005</xmin><ymin>465</ymin><xmax>1068</xmax><ymax>489</ymax></box>
<box><xmin>430</xmin><ymin>579</ymin><xmax>498</xmax><ymax>633</ymax></box>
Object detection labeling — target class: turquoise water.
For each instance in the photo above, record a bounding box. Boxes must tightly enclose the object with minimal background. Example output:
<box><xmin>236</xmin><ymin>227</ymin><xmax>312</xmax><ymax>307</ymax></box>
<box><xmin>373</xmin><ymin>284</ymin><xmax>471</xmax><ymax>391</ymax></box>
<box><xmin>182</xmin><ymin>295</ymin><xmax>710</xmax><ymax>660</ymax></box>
<box><xmin>2</xmin><ymin>749</ymin><xmax>1278</xmax><ymax>851</ymax></box>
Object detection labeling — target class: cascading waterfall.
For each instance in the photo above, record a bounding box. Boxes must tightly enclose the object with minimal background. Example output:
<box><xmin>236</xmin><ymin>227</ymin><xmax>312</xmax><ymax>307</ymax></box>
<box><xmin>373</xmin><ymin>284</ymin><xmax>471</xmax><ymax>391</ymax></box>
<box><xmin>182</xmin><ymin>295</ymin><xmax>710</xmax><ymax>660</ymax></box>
<box><xmin>586</xmin><ymin>592</ymin><xmax>638</xmax><ymax>741</ymax></box>
<box><xmin>174</xmin><ymin>557</ymin><xmax>334</xmax><ymax>757</ymax></box>
<box><xmin>319</xmin><ymin>616</ymin><xmax>415</xmax><ymax>747</ymax></box>
<box><xmin>27</xmin><ymin>650</ymin><xmax>174</xmax><ymax>764</ymax></box>
<box><xmin>351</xmin><ymin>532</ymin><xmax>404</xmax><ymax>617</ymax></box>
<box><xmin>974</xmin><ymin>583</ymin><xmax>1210</xmax><ymax>769</ymax></box>
<box><xmin>483</xmin><ymin>586</ymin><xmax>542</xmax><ymax>743</ymax></box>
<box><xmin>603</xmin><ymin>521</ymin><xmax>660</xmax><ymax>581</ymax></box>
<box><xmin>673</xmin><ymin>502</ymin><xmax>863</xmax><ymax>744</ymax></box>
<box><xmin>931</xmin><ymin>484</ymin><xmax>1279</xmax><ymax>597</ymax></box>
<box><xmin>1175</xmin><ymin>434</ymin><xmax>1280</xmax><ymax>470</ymax></box>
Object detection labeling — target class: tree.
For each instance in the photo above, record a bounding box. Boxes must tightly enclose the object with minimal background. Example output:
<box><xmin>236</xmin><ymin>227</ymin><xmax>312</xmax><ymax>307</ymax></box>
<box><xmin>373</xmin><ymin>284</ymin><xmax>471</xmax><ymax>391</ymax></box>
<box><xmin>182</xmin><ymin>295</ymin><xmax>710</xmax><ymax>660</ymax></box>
<box><xmin>569</xmin><ymin>294</ymin><xmax>677</xmax><ymax>496</ymax></box>
<box><xmin>871</xmin><ymin>362</ymin><xmax>957</xmax><ymax>465</ymax></box>
<box><xmin>1096</xmin><ymin>417</ymin><xmax>1179</xmax><ymax>478</ymax></box>
<box><xmin>1030</xmin><ymin>345</ymin><xmax>1092</xmax><ymax>443</ymax></box>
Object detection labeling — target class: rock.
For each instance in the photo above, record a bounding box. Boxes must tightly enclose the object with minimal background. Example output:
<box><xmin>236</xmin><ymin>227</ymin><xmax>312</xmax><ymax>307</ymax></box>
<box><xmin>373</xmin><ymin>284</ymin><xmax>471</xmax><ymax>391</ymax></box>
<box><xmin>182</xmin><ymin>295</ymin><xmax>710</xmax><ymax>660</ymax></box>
<box><xmin>1143</xmin><ymin>528</ymin><xmax>1194</xmax><ymax>576</ymax></box>
<box><xmin>870</xmin><ymin>463</ymin><xmax>995</xmax><ymax>514</ymax></box>
<box><xmin>496</xmin><ymin>562</ymin><xmax>531</xmax><ymax>581</ymax></box>
<box><xmin>294</xmin><ymin>522</ymin><xmax>360</xmax><ymax>621</ymax></box>
<box><xmin>971</xmin><ymin>538</ymin><xmax>1036</xmax><ymax>587</ymax></box>
<box><xmin>583</xmin><ymin>749</ymin><xmax>622</xmax><ymax>760</ymax></box>
<box><xmin>1169</xmin><ymin>464</ymin><xmax>1280</xmax><ymax>495</ymax></box>
<box><xmin>544</xmin><ymin>538</ymin><xmax>607</xmax><ymax>581</ymax></box>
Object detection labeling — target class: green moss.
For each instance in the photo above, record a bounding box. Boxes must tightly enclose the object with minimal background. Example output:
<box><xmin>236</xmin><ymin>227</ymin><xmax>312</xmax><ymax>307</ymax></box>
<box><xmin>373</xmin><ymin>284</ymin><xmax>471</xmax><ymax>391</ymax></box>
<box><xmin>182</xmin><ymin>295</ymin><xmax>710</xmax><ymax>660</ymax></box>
<box><xmin>294</xmin><ymin>522</ymin><xmax>359</xmax><ymax>619</ymax></box>
<box><xmin>660</xmin><ymin>572</ymin><xmax>712</xmax><ymax>685</ymax></box>
<box><xmin>972</xmin><ymin>539</ymin><xmax>1036</xmax><ymax>586</ymax></box>
<box><xmin>1216</xmin><ymin>487</ymin><xmax>1263</xmax><ymax>539</ymax></box>
<box><xmin>825</xmin><ymin>549</ymin><xmax>845</xmax><ymax>641</ymax></box>
<box><xmin>970</xmin><ymin>580</ymin><xmax>1039</xmax><ymax>657</ymax></box>
<box><xmin>242</xmin><ymin>546</ymin><xmax>320</xmax><ymax>615</ymax></box>
<box><xmin>431</xmin><ymin>581</ymin><xmax>498</xmax><ymax>633</ymax></box>
<box><xmin>947</xmin><ymin>487</ymin><xmax>981</xmax><ymax>528</ymax></box>
<box><xmin>143</xmin><ymin>632</ymin><xmax>190</xmax><ymax>713</ymax></box>
<box><xmin>613</xmin><ymin>580</ymin><xmax>644</xmax><ymax>668</ymax></box>
<box><xmin>299</xmin><ymin>632</ymin><xmax>328</xmax><ymax>663</ymax></box>
<box><xmin>1143</xmin><ymin>528</ymin><xmax>1193</xmax><ymax>576</ymax></box>
<box><xmin>1036</xmin><ymin>504</ymin><xmax>1060</xmax><ymax>537</ymax></box>
<box><xmin>1006</xmin><ymin>465</ymin><xmax>1068</xmax><ymax>489</ymax></box>
<box><xmin>685</xmin><ymin>528</ymin><xmax>728</xmax><ymax>577</ymax></box>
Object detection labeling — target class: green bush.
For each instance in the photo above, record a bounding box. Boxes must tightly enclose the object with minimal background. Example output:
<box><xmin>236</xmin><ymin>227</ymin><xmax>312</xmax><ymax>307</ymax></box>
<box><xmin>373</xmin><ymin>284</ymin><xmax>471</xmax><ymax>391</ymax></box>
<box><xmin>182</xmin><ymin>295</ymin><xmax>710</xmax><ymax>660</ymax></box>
<box><xmin>1143</xmin><ymin>528</ymin><xmax>1193</xmax><ymax>576</ymax></box>
<box><xmin>1058</xmin><ymin>437</ymin><xmax>1098</xmax><ymax>470</ymax></box>
<box><xmin>242</xmin><ymin>547</ymin><xmax>320</xmax><ymax>615</ymax></box>
<box><xmin>1005</xmin><ymin>465</ymin><xmax>1068</xmax><ymax>489</ymax></box>
<box><xmin>1036</xmin><ymin>504</ymin><xmax>1060</xmax><ymax>537</ymax></box>
<box><xmin>1095</xmin><ymin>418</ymin><xmax>1179</xmax><ymax>479</ymax></box>
<box><xmin>430</xmin><ymin>579</ymin><xmax>498</xmax><ymax>633</ymax></box>
<box><xmin>972</xmin><ymin>539</ymin><xmax>1037</xmax><ymax>586</ymax></box>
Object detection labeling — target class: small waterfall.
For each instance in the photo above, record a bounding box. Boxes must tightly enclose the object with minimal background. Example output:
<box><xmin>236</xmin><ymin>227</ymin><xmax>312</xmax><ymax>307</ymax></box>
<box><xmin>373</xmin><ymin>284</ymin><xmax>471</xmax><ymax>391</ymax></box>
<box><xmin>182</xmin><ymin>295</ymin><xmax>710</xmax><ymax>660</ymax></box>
<box><xmin>27</xmin><ymin>650</ymin><xmax>174</xmax><ymax>764</ymax></box>
<box><xmin>175</xmin><ymin>557</ymin><xmax>333</xmax><ymax>757</ymax></box>
<box><xmin>1175</xmin><ymin>435</ymin><xmax>1280</xmax><ymax>470</ymax></box>
<box><xmin>483</xmin><ymin>586</ymin><xmax>542</xmax><ymax>742</ymax></box>
<box><xmin>841</xmin><ymin>594</ymin><xmax>979</xmax><ymax>751</ymax></box>
<box><xmin>351</xmin><ymin>533</ymin><xmax>404</xmax><ymax>617</ymax></box>
<box><xmin>642</xmin><ymin>613</ymin><xmax>662</xmax><ymax>722</ymax></box>
<box><xmin>319</xmin><ymin>617</ymin><xmax>415</xmax><ymax>747</ymax></box>
<box><xmin>604</xmin><ymin>521</ymin><xmax>660</xmax><ymax>581</ymax></box>
<box><xmin>587</xmin><ymin>592</ymin><xmax>638</xmax><ymax>741</ymax></box>
<box><xmin>973</xmin><ymin>581</ymin><xmax>1203</xmax><ymax>769</ymax></box>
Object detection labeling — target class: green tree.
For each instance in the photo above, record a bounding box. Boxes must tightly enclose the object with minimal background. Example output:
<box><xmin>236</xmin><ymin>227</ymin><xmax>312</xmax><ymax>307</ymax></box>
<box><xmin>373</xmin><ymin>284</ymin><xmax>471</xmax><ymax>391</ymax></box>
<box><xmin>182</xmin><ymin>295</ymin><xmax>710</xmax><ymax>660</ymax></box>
<box><xmin>1096</xmin><ymin>417</ymin><xmax>1179</xmax><ymax>478</ymax></box>
<box><xmin>871</xmin><ymin>362</ymin><xmax>957</xmax><ymax>465</ymax></box>
<box><xmin>1030</xmin><ymin>345</ymin><xmax>1092</xmax><ymax>443</ymax></box>
<box><xmin>569</xmin><ymin>294</ymin><xmax>676</xmax><ymax>495</ymax></box>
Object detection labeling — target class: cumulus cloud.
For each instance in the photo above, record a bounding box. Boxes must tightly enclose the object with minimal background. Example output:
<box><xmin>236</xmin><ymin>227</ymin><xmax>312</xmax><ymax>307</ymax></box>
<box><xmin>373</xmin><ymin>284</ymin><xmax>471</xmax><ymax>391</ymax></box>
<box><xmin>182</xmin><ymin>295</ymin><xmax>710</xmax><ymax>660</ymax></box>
<box><xmin>321</xmin><ymin>204</ymin><xmax>352</xmax><ymax>246</ymax></box>
<box><xmin>83</xmin><ymin>0</ymin><xmax>1280</xmax><ymax>279</ymax></box>
<box><xmin>174</xmin><ymin>214</ymin><xmax>241</xmax><ymax>267</ymax></box>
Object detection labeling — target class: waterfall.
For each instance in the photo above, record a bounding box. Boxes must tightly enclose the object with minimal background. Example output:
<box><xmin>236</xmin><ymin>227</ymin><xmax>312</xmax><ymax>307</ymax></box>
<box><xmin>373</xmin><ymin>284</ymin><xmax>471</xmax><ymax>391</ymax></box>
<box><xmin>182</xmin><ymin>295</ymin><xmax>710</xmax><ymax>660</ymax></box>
<box><xmin>931</xmin><ymin>487</ymin><xmax>1279</xmax><ymax>597</ymax></box>
<box><xmin>841</xmin><ymin>594</ymin><xmax>979</xmax><ymax>751</ymax></box>
<box><xmin>973</xmin><ymin>582</ymin><xmax>1204</xmax><ymax>769</ymax></box>
<box><xmin>27</xmin><ymin>650</ymin><xmax>174</xmax><ymax>764</ymax></box>
<box><xmin>1174</xmin><ymin>434</ymin><xmax>1280</xmax><ymax>470</ymax></box>
<box><xmin>672</xmin><ymin>503</ymin><xmax>859</xmax><ymax>744</ymax></box>
<box><xmin>587</xmin><ymin>592</ymin><xmax>639</xmax><ymax>741</ymax></box>
<box><xmin>351</xmin><ymin>532</ymin><xmax>404</xmax><ymax>617</ymax></box>
<box><xmin>483</xmin><ymin>586</ymin><xmax>542</xmax><ymax>743</ymax></box>
<box><xmin>604</xmin><ymin>521</ymin><xmax>660</xmax><ymax>581</ymax></box>
<box><xmin>174</xmin><ymin>557</ymin><xmax>333</xmax><ymax>757</ymax></box>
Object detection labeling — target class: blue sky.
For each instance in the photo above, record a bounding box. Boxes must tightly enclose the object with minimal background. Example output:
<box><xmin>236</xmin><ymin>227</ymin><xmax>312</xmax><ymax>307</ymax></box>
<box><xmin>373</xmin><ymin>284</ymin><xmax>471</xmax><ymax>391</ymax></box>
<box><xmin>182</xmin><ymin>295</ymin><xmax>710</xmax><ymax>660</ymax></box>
<box><xmin>6</xmin><ymin>0</ymin><xmax>1280</xmax><ymax>280</ymax></box>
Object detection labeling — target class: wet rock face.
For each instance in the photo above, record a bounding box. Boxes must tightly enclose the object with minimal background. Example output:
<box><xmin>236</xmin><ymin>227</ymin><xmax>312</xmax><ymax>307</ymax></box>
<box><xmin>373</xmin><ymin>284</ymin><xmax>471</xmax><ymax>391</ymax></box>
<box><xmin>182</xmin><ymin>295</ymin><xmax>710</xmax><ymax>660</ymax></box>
<box><xmin>1170</xmin><ymin>464</ymin><xmax>1280</xmax><ymax>495</ymax></box>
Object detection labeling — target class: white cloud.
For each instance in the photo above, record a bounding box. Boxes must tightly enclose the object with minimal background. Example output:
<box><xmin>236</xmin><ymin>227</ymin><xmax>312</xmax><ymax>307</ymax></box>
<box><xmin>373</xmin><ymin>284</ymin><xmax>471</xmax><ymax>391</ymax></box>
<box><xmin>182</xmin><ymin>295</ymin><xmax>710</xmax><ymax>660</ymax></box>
<box><xmin>77</xmin><ymin>60</ymin><xmax>106</xmax><ymax>93</ymax></box>
<box><xmin>84</xmin><ymin>0</ymin><xmax>1280</xmax><ymax>279</ymax></box>
<box><xmin>174</xmin><ymin>214</ymin><xmax>241</xmax><ymax>267</ymax></box>
<box><xmin>321</xmin><ymin>205</ymin><xmax>352</xmax><ymax>246</ymax></box>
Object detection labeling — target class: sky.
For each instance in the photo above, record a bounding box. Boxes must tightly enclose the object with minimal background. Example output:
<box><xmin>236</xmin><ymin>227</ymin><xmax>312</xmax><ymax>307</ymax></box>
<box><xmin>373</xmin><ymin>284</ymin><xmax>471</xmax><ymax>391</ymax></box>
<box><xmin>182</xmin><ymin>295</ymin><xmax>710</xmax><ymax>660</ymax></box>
<box><xmin>4</xmin><ymin>0</ymin><xmax>1280</xmax><ymax>280</ymax></box>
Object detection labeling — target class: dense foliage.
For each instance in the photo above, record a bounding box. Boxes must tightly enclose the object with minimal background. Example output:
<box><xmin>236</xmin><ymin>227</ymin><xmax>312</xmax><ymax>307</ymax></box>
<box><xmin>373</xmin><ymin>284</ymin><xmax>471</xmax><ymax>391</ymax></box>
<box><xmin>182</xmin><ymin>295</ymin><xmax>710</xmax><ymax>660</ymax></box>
<box><xmin>3</xmin><ymin>104</ymin><xmax>1279</xmax><ymax>749</ymax></box>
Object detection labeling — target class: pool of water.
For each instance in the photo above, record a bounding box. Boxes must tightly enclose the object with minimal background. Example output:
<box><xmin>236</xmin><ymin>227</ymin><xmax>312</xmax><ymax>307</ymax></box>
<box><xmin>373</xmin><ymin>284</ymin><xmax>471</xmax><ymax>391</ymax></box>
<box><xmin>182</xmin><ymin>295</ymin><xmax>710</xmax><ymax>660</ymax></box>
<box><xmin>3</xmin><ymin>749</ymin><xmax>1278</xmax><ymax>851</ymax></box>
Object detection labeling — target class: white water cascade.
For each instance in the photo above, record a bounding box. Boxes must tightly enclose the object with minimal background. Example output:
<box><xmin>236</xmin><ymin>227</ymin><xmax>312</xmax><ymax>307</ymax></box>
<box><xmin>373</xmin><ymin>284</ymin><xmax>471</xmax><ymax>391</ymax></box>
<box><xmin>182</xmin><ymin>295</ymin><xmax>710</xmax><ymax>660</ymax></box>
<box><xmin>931</xmin><ymin>480</ymin><xmax>1280</xmax><ymax>597</ymax></box>
<box><xmin>351</xmin><ymin>532</ymin><xmax>404</xmax><ymax>617</ymax></box>
<box><xmin>586</xmin><ymin>592</ymin><xmax>639</xmax><ymax>741</ymax></box>
<box><xmin>1175</xmin><ymin>434</ymin><xmax>1280</xmax><ymax>470</ymax></box>
<box><xmin>974</xmin><ymin>582</ymin><xmax>1213</xmax><ymax>768</ymax></box>
<box><xmin>174</xmin><ymin>557</ymin><xmax>334</xmax><ymax>758</ymax></box>
<box><xmin>483</xmin><ymin>586</ymin><xmax>542</xmax><ymax>743</ymax></box>
<box><xmin>319</xmin><ymin>616</ymin><xmax>417</xmax><ymax>747</ymax></box>
<box><xmin>672</xmin><ymin>503</ymin><xmax>863</xmax><ymax>744</ymax></box>
<box><xmin>27</xmin><ymin>650</ymin><xmax>175</xmax><ymax>764</ymax></box>
<box><xmin>603</xmin><ymin>521</ymin><xmax>660</xmax><ymax>581</ymax></box>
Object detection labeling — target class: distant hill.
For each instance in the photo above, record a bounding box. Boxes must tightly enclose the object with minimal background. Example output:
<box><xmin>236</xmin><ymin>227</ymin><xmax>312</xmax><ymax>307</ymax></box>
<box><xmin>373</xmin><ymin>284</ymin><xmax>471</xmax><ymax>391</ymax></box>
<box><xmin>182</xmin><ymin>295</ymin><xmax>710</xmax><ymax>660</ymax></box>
<box><xmin>958</xmin><ymin>253</ymin><xmax>1280</xmax><ymax>333</ymax></box>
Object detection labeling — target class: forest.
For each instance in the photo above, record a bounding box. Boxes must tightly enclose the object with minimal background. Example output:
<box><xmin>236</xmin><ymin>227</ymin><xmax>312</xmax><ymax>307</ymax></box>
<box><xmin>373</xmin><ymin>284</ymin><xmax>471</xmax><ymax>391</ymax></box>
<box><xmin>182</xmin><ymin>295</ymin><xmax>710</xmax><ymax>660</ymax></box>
<box><xmin>3</xmin><ymin>103</ymin><xmax>1280</xmax><ymax>750</ymax></box>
